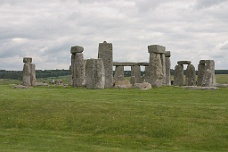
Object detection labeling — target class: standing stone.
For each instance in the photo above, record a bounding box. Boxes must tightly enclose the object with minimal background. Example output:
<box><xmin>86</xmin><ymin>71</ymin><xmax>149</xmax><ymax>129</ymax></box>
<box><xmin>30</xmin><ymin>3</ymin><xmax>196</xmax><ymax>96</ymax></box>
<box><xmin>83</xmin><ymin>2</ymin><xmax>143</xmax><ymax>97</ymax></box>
<box><xmin>23</xmin><ymin>63</ymin><xmax>32</xmax><ymax>86</ymax></box>
<box><xmin>114</xmin><ymin>66</ymin><xmax>124</xmax><ymax>82</ymax></box>
<box><xmin>131</xmin><ymin>65</ymin><xmax>141</xmax><ymax>84</ymax></box>
<box><xmin>165</xmin><ymin>51</ymin><xmax>171</xmax><ymax>86</ymax></box>
<box><xmin>22</xmin><ymin>57</ymin><xmax>36</xmax><ymax>86</ymax></box>
<box><xmin>98</xmin><ymin>41</ymin><xmax>113</xmax><ymax>88</ymax></box>
<box><xmin>85</xmin><ymin>59</ymin><xmax>105</xmax><ymax>89</ymax></box>
<box><xmin>30</xmin><ymin>64</ymin><xmax>36</xmax><ymax>86</ymax></box>
<box><xmin>173</xmin><ymin>64</ymin><xmax>184</xmax><ymax>86</ymax></box>
<box><xmin>146</xmin><ymin>45</ymin><xmax>166</xmax><ymax>87</ymax></box>
<box><xmin>82</xmin><ymin>59</ymin><xmax>87</xmax><ymax>86</ymax></box>
<box><xmin>71</xmin><ymin>46</ymin><xmax>84</xmax><ymax>87</ymax></box>
<box><xmin>197</xmin><ymin>60</ymin><xmax>216</xmax><ymax>87</ymax></box>
<box><xmin>186</xmin><ymin>64</ymin><xmax>196</xmax><ymax>86</ymax></box>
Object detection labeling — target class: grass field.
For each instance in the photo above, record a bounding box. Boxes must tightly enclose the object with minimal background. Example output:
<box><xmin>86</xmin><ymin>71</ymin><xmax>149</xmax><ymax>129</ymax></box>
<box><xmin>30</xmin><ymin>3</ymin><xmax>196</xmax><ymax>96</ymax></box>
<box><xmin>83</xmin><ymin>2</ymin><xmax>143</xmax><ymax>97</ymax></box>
<box><xmin>0</xmin><ymin>75</ymin><xmax>228</xmax><ymax>151</ymax></box>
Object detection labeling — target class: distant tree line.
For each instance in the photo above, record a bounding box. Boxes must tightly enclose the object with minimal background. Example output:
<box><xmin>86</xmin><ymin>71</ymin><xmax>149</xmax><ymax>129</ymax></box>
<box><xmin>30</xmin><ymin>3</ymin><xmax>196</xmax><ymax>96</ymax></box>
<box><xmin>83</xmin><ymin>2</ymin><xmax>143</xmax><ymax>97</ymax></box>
<box><xmin>0</xmin><ymin>69</ymin><xmax>228</xmax><ymax>80</ymax></box>
<box><xmin>0</xmin><ymin>70</ymin><xmax>71</xmax><ymax>80</ymax></box>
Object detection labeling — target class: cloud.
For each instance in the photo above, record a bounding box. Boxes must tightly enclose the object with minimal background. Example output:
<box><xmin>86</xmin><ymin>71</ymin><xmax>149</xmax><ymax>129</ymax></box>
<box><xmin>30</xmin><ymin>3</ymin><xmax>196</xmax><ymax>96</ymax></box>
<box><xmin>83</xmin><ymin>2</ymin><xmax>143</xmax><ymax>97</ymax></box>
<box><xmin>0</xmin><ymin>0</ymin><xmax>228</xmax><ymax>70</ymax></box>
<box><xmin>193</xmin><ymin>0</ymin><xmax>227</xmax><ymax>10</ymax></box>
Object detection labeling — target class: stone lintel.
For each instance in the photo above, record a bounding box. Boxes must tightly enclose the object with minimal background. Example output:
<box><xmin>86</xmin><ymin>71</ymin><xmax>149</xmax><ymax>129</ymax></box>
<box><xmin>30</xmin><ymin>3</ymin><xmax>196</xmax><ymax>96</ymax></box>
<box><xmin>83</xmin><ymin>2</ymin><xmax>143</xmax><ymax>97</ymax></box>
<box><xmin>177</xmin><ymin>61</ymin><xmax>191</xmax><ymax>65</ymax></box>
<box><xmin>113</xmin><ymin>62</ymin><xmax>149</xmax><ymax>66</ymax></box>
<box><xmin>148</xmin><ymin>45</ymin><xmax>165</xmax><ymax>54</ymax></box>
<box><xmin>71</xmin><ymin>46</ymin><xmax>84</xmax><ymax>54</ymax></box>
<box><xmin>199</xmin><ymin>60</ymin><xmax>214</xmax><ymax>64</ymax></box>
<box><xmin>165</xmin><ymin>51</ymin><xmax>171</xmax><ymax>57</ymax></box>
<box><xmin>23</xmin><ymin>57</ymin><xmax>32</xmax><ymax>63</ymax></box>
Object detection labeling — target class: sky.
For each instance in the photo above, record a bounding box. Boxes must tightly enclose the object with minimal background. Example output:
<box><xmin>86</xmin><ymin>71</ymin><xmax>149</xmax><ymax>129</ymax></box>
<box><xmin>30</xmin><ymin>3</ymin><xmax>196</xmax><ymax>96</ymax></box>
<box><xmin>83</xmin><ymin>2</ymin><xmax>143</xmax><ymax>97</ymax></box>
<box><xmin>0</xmin><ymin>0</ymin><xmax>228</xmax><ymax>70</ymax></box>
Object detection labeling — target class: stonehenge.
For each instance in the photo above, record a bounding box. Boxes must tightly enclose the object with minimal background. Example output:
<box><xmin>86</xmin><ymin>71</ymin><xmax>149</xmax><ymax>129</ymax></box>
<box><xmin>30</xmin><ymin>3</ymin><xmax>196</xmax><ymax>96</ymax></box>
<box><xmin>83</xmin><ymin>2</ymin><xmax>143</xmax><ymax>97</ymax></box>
<box><xmin>69</xmin><ymin>42</ymin><xmax>216</xmax><ymax>89</ymax></box>
<box><xmin>22</xmin><ymin>57</ymin><xmax>36</xmax><ymax>86</ymax></box>
<box><xmin>20</xmin><ymin>42</ymin><xmax>217</xmax><ymax>90</ymax></box>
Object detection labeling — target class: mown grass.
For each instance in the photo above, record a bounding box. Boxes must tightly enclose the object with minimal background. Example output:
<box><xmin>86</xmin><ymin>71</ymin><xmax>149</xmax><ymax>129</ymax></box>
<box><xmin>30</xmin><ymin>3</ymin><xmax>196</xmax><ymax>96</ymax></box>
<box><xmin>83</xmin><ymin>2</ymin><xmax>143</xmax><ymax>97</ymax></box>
<box><xmin>0</xmin><ymin>83</ymin><xmax>228</xmax><ymax>151</ymax></box>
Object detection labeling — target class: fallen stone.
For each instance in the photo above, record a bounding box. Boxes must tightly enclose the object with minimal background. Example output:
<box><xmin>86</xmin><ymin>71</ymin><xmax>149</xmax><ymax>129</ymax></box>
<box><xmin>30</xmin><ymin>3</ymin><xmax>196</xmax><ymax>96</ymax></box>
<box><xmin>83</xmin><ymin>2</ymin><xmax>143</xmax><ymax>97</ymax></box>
<box><xmin>114</xmin><ymin>79</ymin><xmax>132</xmax><ymax>89</ymax></box>
<box><xmin>14</xmin><ymin>85</ymin><xmax>31</xmax><ymax>89</ymax></box>
<box><xmin>35</xmin><ymin>82</ymin><xmax>49</xmax><ymax>86</ymax></box>
<box><xmin>215</xmin><ymin>83</ymin><xmax>228</xmax><ymax>87</ymax></box>
<box><xmin>134</xmin><ymin>82</ymin><xmax>152</xmax><ymax>90</ymax></box>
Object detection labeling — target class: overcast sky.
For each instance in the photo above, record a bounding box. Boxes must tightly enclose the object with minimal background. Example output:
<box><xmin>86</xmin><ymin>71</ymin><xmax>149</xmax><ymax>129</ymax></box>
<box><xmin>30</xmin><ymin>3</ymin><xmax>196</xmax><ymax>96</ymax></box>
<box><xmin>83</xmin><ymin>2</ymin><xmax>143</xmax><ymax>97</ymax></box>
<box><xmin>0</xmin><ymin>0</ymin><xmax>228</xmax><ymax>70</ymax></box>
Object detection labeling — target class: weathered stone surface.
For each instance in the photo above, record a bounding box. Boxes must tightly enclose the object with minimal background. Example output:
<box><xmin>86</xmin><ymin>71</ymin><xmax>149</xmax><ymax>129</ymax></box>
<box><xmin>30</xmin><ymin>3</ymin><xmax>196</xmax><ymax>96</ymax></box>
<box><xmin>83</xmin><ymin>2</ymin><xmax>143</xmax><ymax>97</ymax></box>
<box><xmin>165</xmin><ymin>51</ymin><xmax>171</xmax><ymax>86</ymax></box>
<box><xmin>164</xmin><ymin>51</ymin><xmax>171</xmax><ymax>57</ymax></box>
<box><xmin>23</xmin><ymin>63</ymin><xmax>31</xmax><ymax>86</ymax></box>
<box><xmin>30</xmin><ymin>64</ymin><xmax>36</xmax><ymax>86</ymax></box>
<box><xmin>186</xmin><ymin>64</ymin><xmax>196</xmax><ymax>86</ymax></box>
<box><xmin>14</xmin><ymin>85</ymin><xmax>31</xmax><ymax>89</ymax></box>
<box><xmin>73</xmin><ymin>53</ymin><xmax>84</xmax><ymax>87</ymax></box>
<box><xmin>22</xmin><ymin>58</ymin><xmax>36</xmax><ymax>87</ymax></box>
<box><xmin>85</xmin><ymin>59</ymin><xmax>105</xmax><ymax>89</ymax></box>
<box><xmin>131</xmin><ymin>65</ymin><xmax>142</xmax><ymax>83</ymax></box>
<box><xmin>177</xmin><ymin>61</ymin><xmax>191</xmax><ymax>65</ymax></box>
<box><xmin>216</xmin><ymin>83</ymin><xmax>228</xmax><ymax>87</ymax></box>
<box><xmin>113</xmin><ymin>62</ymin><xmax>149</xmax><ymax>66</ymax></box>
<box><xmin>197</xmin><ymin>60</ymin><xmax>216</xmax><ymax>87</ymax></box>
<box><xmin>114</xmin><ymin>79</ymin><xmax>132</xmax><ymax>89</ymax></box>
<box><xmin>98</xmin><ymin>41</ymin><xmax>113</xmax><ymax>88</ymax></box>
<box><xmin>148</xmin><ymin>45</ymin><xmax>165</xmax><ymax>54</ymax></box>
<box><xmin>35</xmin><ymin>82</ymin><xmax>49</xmax><ymax>86</ymax></box>
<box><xmin>173</xmin><ymin>64</ymin><xmax>184</xmax><ymax>86</ymax></box>
<box><xmin>134</xmin><ymin>82</ymin><xmax>152</xmax><ymax>90</ymax></box>
<box><xmin>114</xmin><ymin>65</ymin><xmax>124</xmax><ymax>82</ymax></box>
<box><xmin>71</xmin><ymin>46</ymin><xmax>84</xmax><ymax>54</ymax></box>
<box><xmin>82</xmin><ymin>59</ymin><xmax>87</xmax><ymax>86</ymax></box>
<box><xmin>145</xmin><ymin>52</ymin><xmax>165</xmax><ymax>87</ymax></box>
<box><xmin>23</xmin><ymin>57</ymin><xmax>32</xmax><ymax>63</ymax></box>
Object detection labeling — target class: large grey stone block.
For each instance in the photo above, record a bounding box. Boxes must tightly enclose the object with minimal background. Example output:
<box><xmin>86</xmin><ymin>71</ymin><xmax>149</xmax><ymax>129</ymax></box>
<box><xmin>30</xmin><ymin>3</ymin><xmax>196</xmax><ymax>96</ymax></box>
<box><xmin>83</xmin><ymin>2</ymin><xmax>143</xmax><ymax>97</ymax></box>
<box><xmin>71</xmin><ymin>46</ymin><xmax>84</xmax><ymax>54</ymax></box>
<box><xmin>148</xmin><ymin>45</ymin><xmax>165</xmax><ymax>54</ymax></box>
<box><xmin>146</xmin><ymin>45</ymin><xmax>166</xmax><ymax>87</ymax></box>
<box><xmin>114</xmin><ymin>65</ymin><xmax>124</xmax><ymax>82</ymax></box>
<box><xmin>165</xmin><ymin>51</ymin><xmax>171</xmax><ymax>86</ymax></box>
<box><xmin>174</xmin><ymin>64</ymin><xmax>184</xmax><ymax>86</ymax></box>
<box><xmin>73</xmin><ymin>53</ymin><xmax>84</xmax><ymax>87</ymax></box>
<box><xmin>98</xmin><ymin>41</ymin><xmax>113</xmax><ymax>88</ymax></box>
<box><xmin>186</xmin><ymin>64</ymin><xmax>196</xmax><ymax>86</ymax></box>
<box><xmin>197</xmin><ymin>60</ymin><xmax>216</xmax><ymax>87</ymax></box>
<box><xmin>85</xmin><ymin>59</ymin><xmax>105</xmax><ymax>89</ymax></box>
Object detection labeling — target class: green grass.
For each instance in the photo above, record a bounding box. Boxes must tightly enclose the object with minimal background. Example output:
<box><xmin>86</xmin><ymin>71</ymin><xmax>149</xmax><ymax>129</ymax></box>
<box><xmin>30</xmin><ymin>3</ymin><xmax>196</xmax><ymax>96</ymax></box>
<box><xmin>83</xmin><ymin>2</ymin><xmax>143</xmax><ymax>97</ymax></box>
<box><xmin>0</xmin><ymin>83</ymin><xmax>227</xmax><ymax>151</ymax></box>
<box><xmin>216</xmin><ymin>74</ymin><xmax>228</xmax><ymax>84</ymax></box>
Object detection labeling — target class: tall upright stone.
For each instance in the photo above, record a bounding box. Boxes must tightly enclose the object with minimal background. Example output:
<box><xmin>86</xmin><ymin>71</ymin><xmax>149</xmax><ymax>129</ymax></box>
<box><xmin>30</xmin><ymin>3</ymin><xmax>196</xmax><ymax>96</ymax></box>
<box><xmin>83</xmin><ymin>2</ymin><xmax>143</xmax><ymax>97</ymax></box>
<box><xmin>173</xmin><ymin>64</ymin><xmax>184</xmax><ymax>86</ymax></box>
<box><xmin>22</xmin><ymin>57</ymin><xmax>36</xmax><ymax>86</ymax></box>
<box><xmin>71</xmin><ymin>46</ymin><xmax>84</xmax><ymax>87</ymax></box>
<box><xmin>85</xmin><ymin>59</ymin><xmax>105</xmax><ymax>89</ymax></box>
<box><xmin>197</xmin><ymin>60</ymin><xmax>216</xmax><ymax>87</ymax></box>
<box><xmin>146</xmin><ymin>45</ymin><xmax>166</xmax><ymax>87</ymax></box>
<box><xmin>114</xmin><ymin>66</ymin><xmax>124</xmax><ymax>82</ymax></box>
<box><xmin>165</xmin><ymin>51</ymin><xmax>171</xmax><ymax>86</ymax></box>
<box><xmin>131</xmin><ymin>65</ymin><xmax>141</xmax><ymax>84</ymax></box>
<box><xmin>186</xmin><ymin>64</ymin><xmax>196</xmax><ymax>86</ymax></box>
<box><xmin>98</xmin><ymin>41</ymin><xmax>113</xmax><ymax>88</ymax></box>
